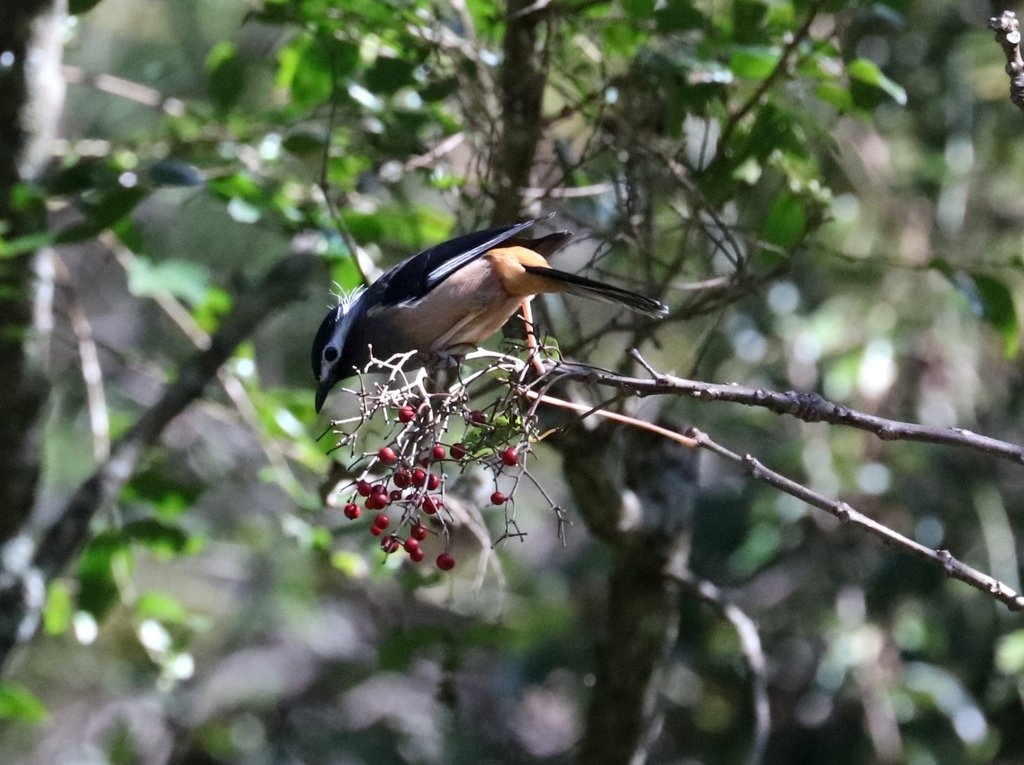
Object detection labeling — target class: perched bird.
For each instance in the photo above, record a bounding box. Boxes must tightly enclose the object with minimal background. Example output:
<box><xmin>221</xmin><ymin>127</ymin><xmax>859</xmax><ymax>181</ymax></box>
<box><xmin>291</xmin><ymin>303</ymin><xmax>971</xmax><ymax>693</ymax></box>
<box><xmin>312</xmin><ymin>218</ymin><xmax>668</xmax><ymax>412</ymax></box>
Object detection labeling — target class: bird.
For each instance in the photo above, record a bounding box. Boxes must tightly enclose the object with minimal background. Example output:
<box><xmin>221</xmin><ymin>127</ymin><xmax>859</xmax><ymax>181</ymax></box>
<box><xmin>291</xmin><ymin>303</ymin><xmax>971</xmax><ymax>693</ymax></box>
<box><xmin>311</xmin><ymin>218</ymin><xmax>668</xmax><ymax>412</ymax></box>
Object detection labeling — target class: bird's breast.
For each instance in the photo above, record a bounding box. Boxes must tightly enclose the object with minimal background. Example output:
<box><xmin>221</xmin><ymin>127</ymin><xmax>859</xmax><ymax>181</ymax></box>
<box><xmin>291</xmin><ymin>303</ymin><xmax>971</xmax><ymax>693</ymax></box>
<box><xmin>370</xmin><ymin>257</ymin><xmax>524</xmax><ymax>354</ymax></box>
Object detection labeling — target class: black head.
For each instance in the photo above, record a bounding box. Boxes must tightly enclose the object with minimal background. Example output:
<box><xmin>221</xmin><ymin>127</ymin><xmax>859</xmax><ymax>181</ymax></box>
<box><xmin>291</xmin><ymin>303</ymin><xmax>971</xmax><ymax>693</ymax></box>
<box><xmin>311</xmin><ymin>297</ymin><xmax>366</xmax><ymax>413</ymax></box>
<box><xmin>311</xmin><ymin>305</ymin><xmax>342</xmax><ymax>382</ymax></box>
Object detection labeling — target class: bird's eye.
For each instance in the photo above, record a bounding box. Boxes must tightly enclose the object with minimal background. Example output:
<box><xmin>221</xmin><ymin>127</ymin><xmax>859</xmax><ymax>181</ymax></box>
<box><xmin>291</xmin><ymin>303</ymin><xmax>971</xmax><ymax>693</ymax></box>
<box><xmin>324</xmin><ymin>346</ymin><xmax>339</xmax><ymax>362</ymax></box>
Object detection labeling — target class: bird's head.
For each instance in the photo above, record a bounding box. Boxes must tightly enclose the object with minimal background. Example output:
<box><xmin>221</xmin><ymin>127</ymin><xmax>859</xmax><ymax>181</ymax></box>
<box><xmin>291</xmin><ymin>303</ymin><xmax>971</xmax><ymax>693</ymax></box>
<box><xmin>311</xmin><ymin>290</ymin><xmax>365</xmax><ymax>413</ymax></box>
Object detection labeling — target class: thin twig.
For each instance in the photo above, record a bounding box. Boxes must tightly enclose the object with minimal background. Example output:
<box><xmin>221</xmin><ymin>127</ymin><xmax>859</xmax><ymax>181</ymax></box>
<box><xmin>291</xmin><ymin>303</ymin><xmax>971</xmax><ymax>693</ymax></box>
<box><xmin>686</xmin><ymin>427</ymin><xmax>1024</xmax><ymax>611</ymax></box>
<box><xmin>55</xmin><ymin>258</ymin><xmax>110</xmax><ymax>462</ymax></box>
<box><xmin>718</xmin><ymin>0</ymin><xmax>828</xmax><ymax>149</ymax></box>
<box><xmin>62</xmin><ymin>65</ymin><xmax>185</xmax><ymax>116</ymax></box>
<box><xmin>318</xmin><ymin>38</ymin><xmax>375</xmax><ymax>287</ymax></box>
<box><xmin>671</xmin><ymin>568</ymin><xmax>770</xmax><ymax>765</ymax></box>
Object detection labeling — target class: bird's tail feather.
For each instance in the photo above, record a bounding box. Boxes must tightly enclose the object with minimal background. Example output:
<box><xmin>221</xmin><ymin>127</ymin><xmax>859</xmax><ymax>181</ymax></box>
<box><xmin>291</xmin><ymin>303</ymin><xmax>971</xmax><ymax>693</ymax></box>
<box><xmin>522</xmin><ymin>265</ymin><xmax>669</xmax><ymax>317</ymax></box>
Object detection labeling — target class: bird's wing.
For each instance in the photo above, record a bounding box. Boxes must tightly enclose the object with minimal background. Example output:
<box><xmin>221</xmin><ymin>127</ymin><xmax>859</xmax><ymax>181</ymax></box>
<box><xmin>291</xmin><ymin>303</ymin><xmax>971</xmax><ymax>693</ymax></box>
<box><xmin>376</xmin><ymin>219</ymin><xmax>542</xmax><ymax>307</ymax></box>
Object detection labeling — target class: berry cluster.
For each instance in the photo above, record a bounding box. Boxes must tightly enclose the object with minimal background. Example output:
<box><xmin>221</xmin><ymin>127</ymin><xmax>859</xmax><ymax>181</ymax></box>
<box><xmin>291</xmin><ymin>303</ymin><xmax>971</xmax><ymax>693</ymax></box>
<box><xmin>325</xmin><ymin>350</ymin><xmax>557</xmax><ymax>574</ymax></box>
<box><xmin>333</xmin><ymin>402</ymin><xmax>527</xmax><ymax>572</ymax></box>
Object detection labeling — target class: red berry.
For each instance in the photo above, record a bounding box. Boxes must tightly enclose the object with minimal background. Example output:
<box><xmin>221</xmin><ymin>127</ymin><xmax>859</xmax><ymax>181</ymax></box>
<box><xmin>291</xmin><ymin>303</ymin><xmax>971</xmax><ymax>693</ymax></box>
<box><xmin>490</xmin><ymin>491</ymin><xmax>507</xmax><ymax>505</ymax></box>
<box><xmin>410</xmin><ymin>548</ymin><xmax>425</xmax><ymax>563</ymax></box>
<box><xmin>412</xmin><ymin>468</ymin><xmax>427</xmax><ymax>487</ymax></box>
<box><xmin>343</xmin><ymin>503</ymin><xmax>361</xmax><ymax>520</ymax></box>
<box><xmin>436</xmin><ymin>552</ymin><xmax>456</xmax><ymax>571</ymax></box>
<box><xmin>411</xmin><ymin>524</ymin><xmax>429</xmax><ymax>541</ymax></box>
<box><xmin>450</xmin><ymin>443</ymin><xmax>467</xmax><ymax>460</ymax></box>
<box><xmin>389</xmin><ymin>489</ymin><xmax>403</xmax><ymax>502</ymax></box>
<box><xmin>469</xmin><ymin>410</ymin><xmax>487</xmax><ymax>425</ymax></box>
<box><xmin>398</xmin><ymin>405</ymin><xmax>416</xmax><ymax>423</ymax></box>
<box><xmin>378</xmin><ymin>446</ymin><xmax>397</xmax><ymax>463</ymax></box>
<box><xmin>427</xmin><ymin>473</ymin><xmax>441</xmax><ymax>491</ymax></box>
<box><xmin>366</xmin><ymin>494</ymin><xmax>387</xmax><ymax>510</ymax></box>
<box><xmin>373</xmin><ymin>513</ymin><xmax>390</xmax><ymax>529</ymax></box>
<box><xmin>431</xmin><ymin>444</ymin><xmax>446</xmax><ymax>461</ymax></box>
<box><xmin>500</xmin><ymin>447</ymin><xmax>519</xmax><ymax>467</ymax></box>
<box><xmin>422</xmin><ymin>495</ymin><xmax>439</xmax><ymax>515</ymax></box>
<box><xmin>381</xmin><ymin>535</ymin><xmax>400</xmax><ymax>554</ymax></box>
<box><xmin>369</xmin><ymin>525</ymin><xmax>383</xmax><ymax>536</ymax></box>
<box><xmin>393</xmin><ymin>469</ymin><xmax>410</xmax><ymax>489</ymax></box>
<box><xmin>403</xmin><ymin>537</ymin><xmax>420</xmax><ymax>554</ymax></box>
<box><xmin>356</xmin><ymin>480</ymin><xmax>372</xmax><ymax>497</ymax></box>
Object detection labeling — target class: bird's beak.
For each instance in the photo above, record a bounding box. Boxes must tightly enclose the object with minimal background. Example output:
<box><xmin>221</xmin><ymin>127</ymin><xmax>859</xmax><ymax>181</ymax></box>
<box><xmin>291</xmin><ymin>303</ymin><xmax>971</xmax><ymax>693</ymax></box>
<box><xmin>315</xmin><ymin>375</ymin><xmax>338</xmax><ymax>414</ymax></box>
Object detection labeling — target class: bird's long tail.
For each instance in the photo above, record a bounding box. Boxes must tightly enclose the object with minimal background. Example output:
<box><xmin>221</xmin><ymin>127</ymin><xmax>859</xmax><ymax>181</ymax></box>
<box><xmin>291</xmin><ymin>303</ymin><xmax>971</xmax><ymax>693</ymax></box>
<box><xmin>522</xmin><ymin>265</ymin><xmax>669</xmax><ymax>318</ymax></box>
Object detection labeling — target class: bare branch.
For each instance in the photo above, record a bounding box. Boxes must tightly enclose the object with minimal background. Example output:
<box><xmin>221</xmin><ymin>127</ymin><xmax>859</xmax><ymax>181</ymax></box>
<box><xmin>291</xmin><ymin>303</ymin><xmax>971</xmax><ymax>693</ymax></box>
<box><xmin>672</xmin><ymin>569</ymin><xmax>769</xmax><ymax>765</ymax></box>
<box><xmin>989</xmin><ymin>10</ymin><xmax>1024</xmax><ymax>113</ymax></box>
<box><xmin>686</xmin><ymin>427</ymin><xmax>1024</xmax><ymax>612</ymax></box>
<box><xmin>58</xmin><ymin>260</ymin><xmax>110</xmax><ymax>462</ymax></box>
<box><xmin>543</xmin><ymin>354</ymin><xmax>1024</xmax><ymax>468</ymax></box>
<box><xmin>61</xmin><ymin>65</ymin><xmax>185</xmax><ymax>116</ymax></box>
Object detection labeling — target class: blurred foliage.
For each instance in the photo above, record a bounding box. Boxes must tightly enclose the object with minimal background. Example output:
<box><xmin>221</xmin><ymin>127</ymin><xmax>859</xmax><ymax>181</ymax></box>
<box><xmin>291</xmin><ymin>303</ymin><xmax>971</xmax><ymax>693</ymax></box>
<box><xmin>3</xmin><ymin>0</ymin><xmax>1024</xmax><ymax>763</ymax></box>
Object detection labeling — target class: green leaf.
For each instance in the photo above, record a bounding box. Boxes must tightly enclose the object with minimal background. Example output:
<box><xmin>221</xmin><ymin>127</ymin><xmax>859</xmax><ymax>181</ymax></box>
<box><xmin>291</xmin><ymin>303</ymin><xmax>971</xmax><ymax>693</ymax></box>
<box><xmin>56</xmin><ymin>186</ymin><xmax>147</xmax><ymax>244</ymax></box>
<box><xmin>655</xmin><ymin>0</ymin><xmax>702</xmax><ymax>31</ymax></box>
<box><xmin>282</xmin><ymin>129</ymin><xmax>328</xmax><ymax>157</ymax></box>
<box><xmin>126</xmin><ymin>256</ymin><xmax>211</xmax><ymax>305</ymax></box>
<box><xmin>47</xmin><ymin>156</ymin><xmax>115</xmax><ymax>195</ymax></box>
<box><xmin>77</xmin><ymin>533</ymin><xmax>129</xmax><ymax>618</ymax></box>
<box><xmin>622</xmin><ymin>0</ymin><xmax>655</xmax><ymax>19</ymax></box>
<box><xmin>972</xmin><ymin>274</ymin><xmax>1020</xmax><ymax>358</ymax></box>
<box><xmin>43</xmin><ymin>581</ymin><xmax>73</xmax><ymax>636</ymax></box>
<box><xmin>761</xmin><ymin>192</ymin><xmax>806</xmax><ymax>251</ymax></box>
<box><xmin>933</xmin><ymin>266</ymin><xmax>1020</xmax><ymax>358</ymax></box>
<box><xmin>732</xmin><ymin>0</ymin><xmax>769</xmax><ymax>44</ymax></box>
<box><xmin>207</xmin><ymin>171</ymin><xmax>263</xmax><ymax>202</ymax></box>
<box><xmin>0</xmin><ymin>683</ymin><xmax>48</xmax><ymax>723</ymax></box>
<box><xmin>123</xmin><ymin>519</ymin><xmax>193</xmax><ymax>556</ymax></box>
<box><xmin>364</xmin><ymin>56</ymin><xmax>415</xmax><ymax>94</ymax></box>
<box><xmin>997</xmin><ymin>630</ymin><xmax>1024</xmax><ymax>674</ymax></box>
<box><xmin>815</xmin><ymin>82</ymin><xmax>854</xmax><ymax>112</ymax></box>
<box><xmin>206</xmin><ymin>42</ymin><xmax>245</xmax><ymax>112</ymax></box>
<box><xmin>847</xmin><ymin>58</ymin><xmax>906</xmax><ymax>105</ymax></box>
<box><xmin>279</xmin><ymin>36</ymin><xmax>358</xmax><ymax>110</ymax></box>
<box><xmin>730</xmin><ymin>46</ymin><xmax>780</xmax><ymax>80</ymax></box>
<box><xmin>136</xmin><ymin>592</ymin><xmax>189</xmax><ymax>624</ymax></box>
<box><xmin>0</xmin><ymin>231</ymin><xmax>54</xmax><ymax>258</ymax></box>
<box><xmin>122</xmin><ymin>464</ymin><xmax>201</xmax><ymax>519</ymax></box>
<box><xmin>69</xmin><ymin>0</ymin><xmax>104</xmax><ymax>14</ymax></box>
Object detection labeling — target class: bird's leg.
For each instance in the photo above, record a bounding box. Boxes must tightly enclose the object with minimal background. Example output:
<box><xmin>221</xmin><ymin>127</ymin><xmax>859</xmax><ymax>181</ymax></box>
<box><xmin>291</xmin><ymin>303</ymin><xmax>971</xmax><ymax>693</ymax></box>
<box><xmin>519</xmin><ymin>299</ymin><xmax>546</xmax><ymax>376</ymax></box>
<box><xmin>421</xmin><ymin>348</ymin><xmax>463</xmax><ymax>370</ymax></box>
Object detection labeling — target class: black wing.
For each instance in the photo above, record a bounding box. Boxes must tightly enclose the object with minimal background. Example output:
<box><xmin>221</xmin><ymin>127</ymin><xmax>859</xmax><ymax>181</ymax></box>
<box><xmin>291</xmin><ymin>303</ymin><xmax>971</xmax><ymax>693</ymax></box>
<box><xmin>376</xmin><ymin>219</ymin><xmax>542</xmax><ymax>307</ymax></box>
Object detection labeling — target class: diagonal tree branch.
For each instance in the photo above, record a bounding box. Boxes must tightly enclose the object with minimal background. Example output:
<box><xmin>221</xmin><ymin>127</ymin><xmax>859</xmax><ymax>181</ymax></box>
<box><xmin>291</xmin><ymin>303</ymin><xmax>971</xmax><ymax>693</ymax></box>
<box><xmin>0</xmin><ymin>253</ymin><xmax>318</xmax><ymax>672</ymax></box>
<box><xmin>684</xmin><ymin>427</ymin><xmax>1024</xmax><ymax>611</ymax></box>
